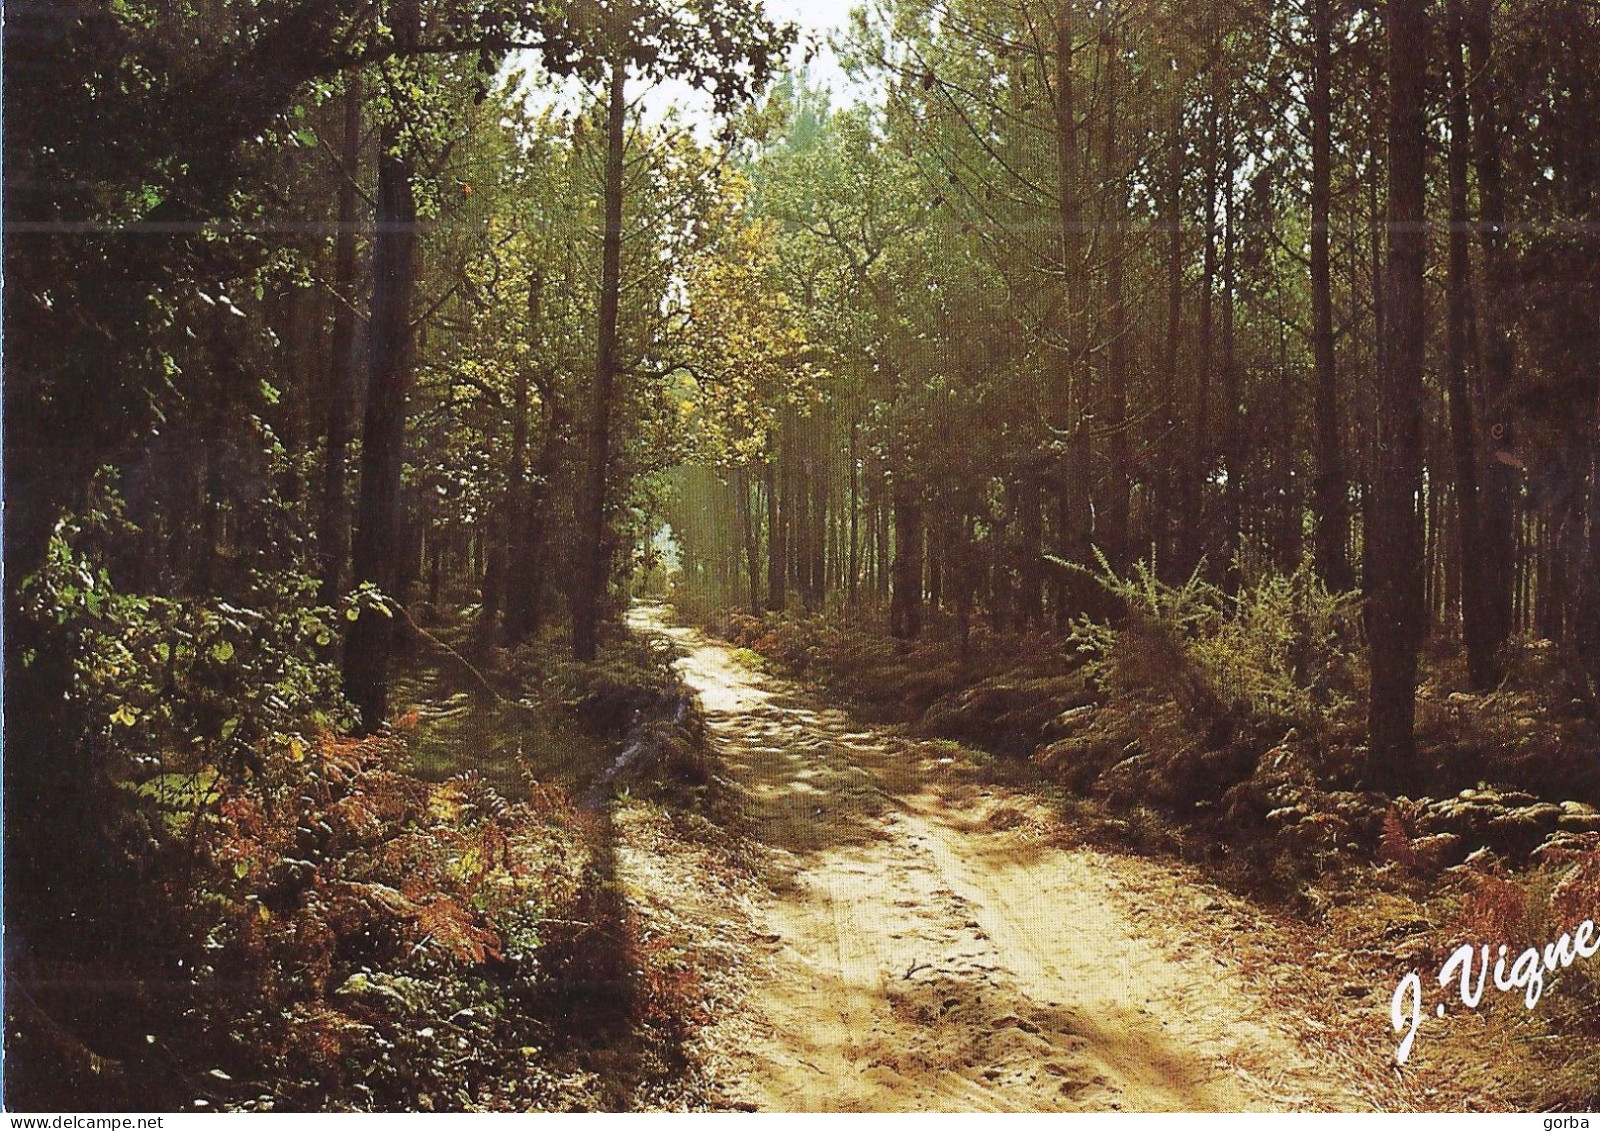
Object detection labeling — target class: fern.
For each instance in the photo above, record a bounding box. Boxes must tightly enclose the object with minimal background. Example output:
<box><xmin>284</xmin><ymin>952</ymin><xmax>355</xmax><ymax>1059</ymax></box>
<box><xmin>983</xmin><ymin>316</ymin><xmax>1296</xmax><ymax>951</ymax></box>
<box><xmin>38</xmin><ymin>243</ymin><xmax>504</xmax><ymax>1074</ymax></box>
<box><xmin>417</xmin><ymin>898</ymin><xmax>501</xmax><ymax>965</ymax></box>
<box><xmin>1458</xmin><ymin>872</ymin><xmax>1529</xmax><ymax>944</ymax></box>
<box><xmin>1061</xmin><ymin>548</ymin><xmax>1360</xmax><ymax>729</ymax></box>
<box><xmin>1380</xmin><ymin>808</ymin><xmax>1418</xmax><ymax>868</ymax></box>
<box><xmin>1548</xmin><ymin>851</ymin><xmax>1600</xmax><ymax>934</ymax></box>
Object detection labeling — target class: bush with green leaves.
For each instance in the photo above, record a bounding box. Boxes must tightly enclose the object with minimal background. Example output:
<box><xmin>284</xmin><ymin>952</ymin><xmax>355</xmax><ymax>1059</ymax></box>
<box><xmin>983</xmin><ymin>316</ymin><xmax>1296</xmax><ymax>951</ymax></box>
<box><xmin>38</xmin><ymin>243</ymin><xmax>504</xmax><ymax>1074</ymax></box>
<box><xmin>19</xmin><ymin>477</ymin><xmax>360</xmax><ymax>799</ymax></box>
<box><xmin>1061</xmin><ymin>548</ymin><xmax>1363</xmax><ymax>731</ymax></box>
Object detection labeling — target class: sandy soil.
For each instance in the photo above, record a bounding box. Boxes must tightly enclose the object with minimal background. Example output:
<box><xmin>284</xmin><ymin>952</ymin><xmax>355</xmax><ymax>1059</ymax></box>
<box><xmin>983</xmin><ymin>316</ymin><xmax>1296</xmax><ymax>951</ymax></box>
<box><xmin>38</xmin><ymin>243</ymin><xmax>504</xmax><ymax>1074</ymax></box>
<box><xmin>623</xmin><ymin>605</ymin><xmax>1431</xmax><ymax>1113</ymax></box>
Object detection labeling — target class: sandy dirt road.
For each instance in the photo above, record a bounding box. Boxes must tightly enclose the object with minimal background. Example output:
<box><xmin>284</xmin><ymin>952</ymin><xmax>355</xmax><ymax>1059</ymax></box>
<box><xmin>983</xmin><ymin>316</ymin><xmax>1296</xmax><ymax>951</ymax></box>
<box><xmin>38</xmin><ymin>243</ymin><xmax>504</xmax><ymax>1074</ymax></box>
<box><xmin>626</xmin><ymin>605</ymin><xmax>1415</xmax><ymax>1113</ymax></box>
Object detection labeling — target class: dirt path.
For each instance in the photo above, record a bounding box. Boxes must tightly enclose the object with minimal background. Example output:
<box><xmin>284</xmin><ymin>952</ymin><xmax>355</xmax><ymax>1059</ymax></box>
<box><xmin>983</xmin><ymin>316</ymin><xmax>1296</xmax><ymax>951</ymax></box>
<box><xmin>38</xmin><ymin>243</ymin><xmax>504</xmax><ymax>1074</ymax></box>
<box><xmin>625</xmin><ymin>605</ymin><xmax>1416</xmax><ymax>1113</ymax></box>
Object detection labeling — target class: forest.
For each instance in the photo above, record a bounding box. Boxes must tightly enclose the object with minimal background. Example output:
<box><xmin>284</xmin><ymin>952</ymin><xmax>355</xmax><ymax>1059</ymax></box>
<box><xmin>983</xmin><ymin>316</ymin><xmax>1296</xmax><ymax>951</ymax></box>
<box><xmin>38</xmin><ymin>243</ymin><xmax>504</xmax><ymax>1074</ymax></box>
<box><xmin>4</xmin><ymin>0</ymin><xmax>1600</xmax><ymax>1113</ymax></box>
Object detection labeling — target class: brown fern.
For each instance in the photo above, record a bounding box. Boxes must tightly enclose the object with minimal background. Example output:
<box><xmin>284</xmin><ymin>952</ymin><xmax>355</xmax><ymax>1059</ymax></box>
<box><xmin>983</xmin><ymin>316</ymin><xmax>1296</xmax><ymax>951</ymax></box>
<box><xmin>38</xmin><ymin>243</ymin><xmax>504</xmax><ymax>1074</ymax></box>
<box><xmin>1379</xmin><ymin>807</ymin><xmax>1417</xmax><ymax>868</ymax></box>
<box><xmin>417</xmin><ymin>897</ymin><xmax>501</xmax><ymax>964</ymax></box>
<box><xmin>1548</xmin><ymin>851</ymin><xmax>1600</xmax><ymax>934</ymax></box>
<box><xmin>1458</xmin><ymin>872</ymin><xmax>1528</xmax><ymax>943</ymax></box>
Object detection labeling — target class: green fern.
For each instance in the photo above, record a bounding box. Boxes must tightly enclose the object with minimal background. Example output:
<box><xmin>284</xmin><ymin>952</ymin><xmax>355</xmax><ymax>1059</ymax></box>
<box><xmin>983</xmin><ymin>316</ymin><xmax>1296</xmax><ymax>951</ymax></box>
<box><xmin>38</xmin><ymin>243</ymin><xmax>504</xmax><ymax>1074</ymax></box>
<box><xmin>1059</xmin><ymin>548</ymin><xmax>1361</xmax><ymax>729</ymax></box>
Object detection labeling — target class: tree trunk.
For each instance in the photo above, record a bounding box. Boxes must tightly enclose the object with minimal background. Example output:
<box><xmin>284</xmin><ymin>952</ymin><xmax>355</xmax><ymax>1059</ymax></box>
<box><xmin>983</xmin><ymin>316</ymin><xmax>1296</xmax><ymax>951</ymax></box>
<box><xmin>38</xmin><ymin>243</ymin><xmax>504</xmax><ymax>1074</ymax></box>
<box><xmin>1580</xmin><ymin>391</ymin><xmax>1600</xmax><ymax>706</ymax></box>
<box><xmin>572</xmin><ymin>53</ymin><xmax>627</xmax><ymax>662</ymax></box>
<box><xmin>426</xmin><ymin>529</ymin><xmax>444</xmax><ymax>612</ymax></box>
<box><xmin>1188</xmin><ymin>87</ymin><xmax>1221</xmax><ymax>576</ymax></box>
<box><xmin>875</xmin><ymin>492</ymin><xmax>890</xmax><ymax>598</ymax></box>
<box><xmin>785</xmin><ymin>424</ymin><xmax>803</xmax><ymax>601</ymax></box>
<box><xmin>955</xmin><ymin>511</ymin><xmax>975</xmax><ymax>657</ymax></box>
<box><xmin>497</xmin><ymin>273</ymin><xmax>541</xmax><ymax>643</ymax></box>
<box><xmin>1309</xmin><ymin>0</ymin><xmax>1351</xmax><ymax>591</ymax></box>
<box><xmin>505</xmin><ymin>401</ymin><xmax>563</xmax><ymax>642</ymax></box>
<box><xmin>1054</xmin><ymin>3</ymin><xmax>1093</xmax><ymax>585</ymax></box>
<box><xmin>848</xmin><ymin>418</ymin><xmax>860</xmax><ymax>605</ymax></box>
<box><xmin>477</xmin><ymin>408</ymin><xmax>509</xmax><ymax>641</ymax></box>
<box><xmin>1160</xmin><ymin>73</ymin><xmax>1184</xmax><ymax>576</ymax></box>
<box><xmin>795</xmin><ymin>441</ymin><xmax>815</xmax><ymax>609</ymax></box>
<box><xmin>889</xmin><ymin>486</ymin><xmax>924</xmax><ymax>639</ymax></box>
<box><xmin>1366</xmin><ymin>0</ymin><xmax>1429</xmax><ymax>781</ymax></box>
<box><xmin>764</xmin><ymin>428</ymin><xmax>786</xmax><ymax>611</ymax></box>
<box><xmin>1100</xmin><ymin>24</ymin><xmax>1131</xmax><ymax>572</ymax></box>
<box><xmin>1219</xmin><ymin>105</ymin><xmax>1241</xmax><ymax>586</ymax></box>
<box><xmin>343</xmin><ymin>8</ymin><xmax>420</xmax><ymax>729</ymax></box>
<box><xmin>736</xmin><ymin>465</ymin><xmax>761</xmax><ymax>614</ymax></box>
<box><xmin>1463</xmin><ymin>0</ymin><xmax>1518</xmax><ymax>683</ymax></box>
<box><xmin>1443</xmin><ymin>0</ymin><xmax>1494</xmax><ymax>686</ymax></box>
<box><xmin>812</xmin><ymin>470</ymin><xmax>828</xmax><ymax>607</ymax></box>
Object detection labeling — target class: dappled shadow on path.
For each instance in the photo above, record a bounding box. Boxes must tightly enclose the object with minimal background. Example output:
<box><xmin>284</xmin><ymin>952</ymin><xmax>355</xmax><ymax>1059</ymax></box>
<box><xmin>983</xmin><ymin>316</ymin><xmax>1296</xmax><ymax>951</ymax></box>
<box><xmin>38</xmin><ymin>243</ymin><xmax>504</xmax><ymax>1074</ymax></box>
<box><xmin>641</xmin><ymin>606</ymin><xmax>935</xmax><ymax>868</ymax></box>
<box><xmin>627</xmin><ymin>603</ymin><xmax>1379</xmax><ymax>1113</ymax></box>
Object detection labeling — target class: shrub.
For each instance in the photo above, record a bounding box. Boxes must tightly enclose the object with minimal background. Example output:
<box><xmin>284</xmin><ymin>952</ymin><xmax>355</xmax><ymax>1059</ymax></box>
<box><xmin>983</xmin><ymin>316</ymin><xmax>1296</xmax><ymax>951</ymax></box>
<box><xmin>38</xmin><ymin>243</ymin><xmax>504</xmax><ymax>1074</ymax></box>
<box><xmin>1062</xmin><ymin>549</ymin><xmax>1363</xmax><ymax>733</ymax></box>
<box><xmin>20</xmin><ymin>479</ymin><xmax>360</xmax><ymax>797</ymax></box>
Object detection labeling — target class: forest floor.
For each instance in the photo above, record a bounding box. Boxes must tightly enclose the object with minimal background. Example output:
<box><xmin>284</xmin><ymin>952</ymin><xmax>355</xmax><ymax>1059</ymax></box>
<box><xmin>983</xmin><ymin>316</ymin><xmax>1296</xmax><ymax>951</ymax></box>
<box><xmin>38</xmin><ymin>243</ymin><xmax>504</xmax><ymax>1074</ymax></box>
<box><xmin>614</xmin><ymin>603</ymin><xmax>1492</xmax><ymax>1112</ymax></box>
<box><xmin>11</xmin><ymin>602</ymin><xmax>1570</xmax><ymax>1111</ymax></box>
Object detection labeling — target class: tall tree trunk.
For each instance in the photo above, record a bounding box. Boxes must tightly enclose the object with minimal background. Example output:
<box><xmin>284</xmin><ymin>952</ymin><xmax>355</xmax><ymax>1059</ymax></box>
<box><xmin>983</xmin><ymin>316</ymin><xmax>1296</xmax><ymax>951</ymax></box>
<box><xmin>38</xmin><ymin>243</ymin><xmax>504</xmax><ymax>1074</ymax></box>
<box><xmin>955</xmin><ymin>513</ymin><xmax>975</xmax><ymax>657</ymax></box>
<box><xmin>765</xmin><ymin>427</ymin><xmax>786</xmax><ymax>611</ymax></box>
<box><xmin>505</xmin><ymin>401</ymin><xmax>563</xmax><ymax>641</ymax></box>
<box><xmin>1054</xmin><ymin>2</ymin><xmax>1092</xmax><ymax>586</ymax></box>
<box><xmin>812</xmin><ymin>470</ymin><xmax>828</xmax><ymax>606</ymax></box>
<box><xmin>1160</xmin><ymin>72</ymin><xmax>1184</xmax><ymax>576</ymax></box>
<box><xmin>990</xmin><ymin>514</ymin><xmax>1013</xmax><ymax>634</ymax></box>
<box><xmin>572</xmin><ymin>53</ymin><xmax>627</xmax><ymax>661</ymax></box>
<box><xmin>1444</xmin><ymin>0</ymin><xmax>1494</xmax><ymax>686</ymax></box>
<box><xmin>477</xmin><ymin>407</ymin><xmax>509</xmax><ymax>641</ymax></box>
<box><xmin>499</xmin><ymin>272</ymin><xmax>542</xmax><ymax>644</ymax></box>
<box><xmin>783</xmin><ymin>421</ymin><xmax>800</xmax><ymax>599</ymax></box>
<box><xmin>317</xmin><ymin>79</ymin><xmax>365</xmax><ymax>608</ymax></box>
<box><xmin>1309</xmin><ymin>0</ymin><xmax>1351</xmax><ymax>590</ymax></box>
<box><xmin>736</xmin><ymin>465</ymin><xmax>761</xmax><ymax>614</ymax></box>
<box><xmin>1367</xmin><ymin>0</ymin><xmax>1429</xmax><ymax>781</ymax></box>
<box><xmin>1219</xmin><ymin>105</ymin><xmax>1241</xmax><ymax>585</ymax></box>
<box><xmin>875</xmin><ymin>491</ymin><xmax>890</xmax><ymax>598</ymax></box>
<box><xmin>343</xmin><ymin>6</ymin><xmax>420</xmax><ymax>729</ymax></box>
<box><xmin>426</xmin><ymin>529</ymin><xmax>444</xmax><ymax>612</ymax></box>
<box><xmin>1581</xmin><ymin>391</ymin><xmax>1600</xmax><ymax>706</ymax></box>
<box><xmin>1101</xmin><ymin>23</ymin><xmax>1131</xmax><ymax>572</ymax></box>
<box><xmin>1463</xmin><ymin>0</ymin><xmax>1518</xmax><ymax>683</ymax></box>
<box><xmin>795</xmin><ymin>441</ymin><xmax>815</xmax><ymax>609</ymax></box>
<box><xmin>848</xmin><ymin>418</ymin><xmax>860</xmax><ymax>605</ymax></box>
<box><xmin>1188</xmin><ymin>87</ymin><xmax>1221</xmax><ymax>576</ymax></box>
<box><xmin>1276</xmin><ymin>339</ymin><xmax>1302</xmax><ymax>568</ymax></box>
<box><xmin>889</xmin><ymin>486</ymin><xmax>924</xmax><ymax>639</ymax></box>
<box><xmin>1538</xmin><ymin>515</ymin><xmax>1564</xmax><ymax>642</ymax></box>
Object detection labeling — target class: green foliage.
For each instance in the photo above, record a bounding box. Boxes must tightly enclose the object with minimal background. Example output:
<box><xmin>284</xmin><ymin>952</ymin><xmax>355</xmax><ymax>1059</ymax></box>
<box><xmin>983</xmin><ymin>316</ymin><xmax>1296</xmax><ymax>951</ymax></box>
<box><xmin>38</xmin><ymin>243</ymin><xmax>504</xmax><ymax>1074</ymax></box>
<box><xmin>20</xmin><ymin>475</ymin><xmax>357</xmax><ymax>787</ymax></box>
<box><xmin>1063</xmin><ymin>549</ymin><xmax>1364</xmax><ymax>730</ymax></box>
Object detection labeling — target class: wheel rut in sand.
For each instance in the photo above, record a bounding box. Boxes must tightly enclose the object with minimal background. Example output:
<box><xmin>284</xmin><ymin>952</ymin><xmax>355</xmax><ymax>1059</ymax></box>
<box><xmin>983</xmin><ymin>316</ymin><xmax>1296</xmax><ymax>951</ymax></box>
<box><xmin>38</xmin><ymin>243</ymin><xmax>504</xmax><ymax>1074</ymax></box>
<box><xmin>627</xmin><ymin>604</ymin><xmax>1405</xmax><ymax>1112</ymax></box>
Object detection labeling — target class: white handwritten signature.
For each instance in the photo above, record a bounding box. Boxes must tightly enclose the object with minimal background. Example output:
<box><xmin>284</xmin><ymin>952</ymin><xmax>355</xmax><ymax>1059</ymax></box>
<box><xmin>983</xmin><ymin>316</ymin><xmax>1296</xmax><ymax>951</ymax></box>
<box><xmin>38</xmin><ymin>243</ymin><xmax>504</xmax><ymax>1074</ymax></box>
<box><xmin>1391</xmin><ymin>917</ymin><xmax>1599</xmax><ymax>1064</ymax></box>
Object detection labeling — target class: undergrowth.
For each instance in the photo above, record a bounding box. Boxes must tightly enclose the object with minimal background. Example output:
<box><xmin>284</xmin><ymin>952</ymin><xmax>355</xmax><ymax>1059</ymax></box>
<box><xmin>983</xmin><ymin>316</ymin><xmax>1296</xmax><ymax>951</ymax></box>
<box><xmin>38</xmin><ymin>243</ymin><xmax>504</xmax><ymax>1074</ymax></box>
<box><xmin>6</xmin><ymin>498</ymin><xmax>722</xmax><ymax>1111</ymax></box>
<box><xmin>696</xmin><ymin>553</ymin><xmax>1600</xmax><ymax>1112</ymax></box>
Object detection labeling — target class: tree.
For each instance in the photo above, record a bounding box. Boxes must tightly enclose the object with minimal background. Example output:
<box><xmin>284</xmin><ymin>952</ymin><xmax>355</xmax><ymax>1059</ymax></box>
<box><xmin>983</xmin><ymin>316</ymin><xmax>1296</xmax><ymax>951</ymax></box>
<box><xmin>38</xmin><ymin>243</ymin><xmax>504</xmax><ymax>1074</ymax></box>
<box><xmin>566</xmin><ymin>0</ymin><xmax>795</xmax><ymax>660</ymax></box>
<box><xmin>571</xmin><ymin>46</ymin><xmax>631</xmax><ymax>662</ymax></box>
<box><xmin>680</xmin><ymin>212</ymin><xmax>823</xmax><ymax>613</ymax></box>
<box><xmin>1308</xmin><ymin>0</ymin><xmax>1352</xmax><ymax>591</ymax></box>
<box><xmin>1460</xmin><ymin>0</ymin><xmax>1519</xmax><ymax>687</ymax></box>
<box><xmin>1443</xmin><ymin>0</ymin><xmax>1495</xmax><ymax>692</ymax></box>
<box><xmin>315</xmin><ymin>75</ymin><xmax>368</xmax><ymax>610</ymax></box>
<box><xmin>344</xmin><ymin>0</ymin><xmax>423</xmax><ymax>731</ymax></box>
<box><xmin>1365</xmin><ymin>0</ymin><xmax>1428</xmax><ymax>779</ymax></box>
